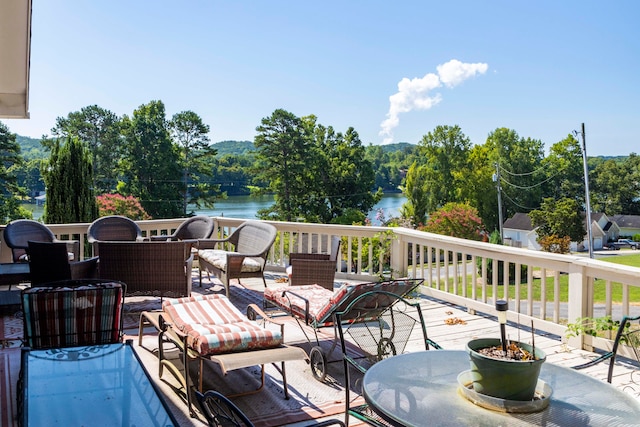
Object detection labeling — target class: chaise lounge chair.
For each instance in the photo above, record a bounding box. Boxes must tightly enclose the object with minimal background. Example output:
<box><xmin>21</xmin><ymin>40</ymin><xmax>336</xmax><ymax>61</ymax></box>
<box><xmin>138</xmin><ymin>293</ymin><xmax>308</xmax><ymax>417</ymax></box>
<box><xmin>263</xmin><ymin>278</ymin><xmax>440</xmax><ymax>382</ymax></box>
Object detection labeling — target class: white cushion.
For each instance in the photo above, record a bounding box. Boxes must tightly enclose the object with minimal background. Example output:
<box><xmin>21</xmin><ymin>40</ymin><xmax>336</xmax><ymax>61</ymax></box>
<box><xmin>198</xmin><ymin>249</ymin><xmax>263</xmax><ymax>273</ymax></box>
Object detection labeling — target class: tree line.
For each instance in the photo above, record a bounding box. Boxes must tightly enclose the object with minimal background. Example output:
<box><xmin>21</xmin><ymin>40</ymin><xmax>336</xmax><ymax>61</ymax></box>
<box><xmin>1</xmin><ymin>106</ymin><xmax>638</xmax><ymax>238</ymax></box>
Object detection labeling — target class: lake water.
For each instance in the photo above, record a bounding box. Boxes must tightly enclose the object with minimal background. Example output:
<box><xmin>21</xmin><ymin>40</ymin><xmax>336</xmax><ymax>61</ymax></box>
<box><xmin>194</xmin><ymin>192</ymin><xmax>406</xmax><ymax>224</ymax></box>
<box><xmin>24</xmin><ymin>193</ymin><xmax>407</xmax><ymax>224</ymax></box>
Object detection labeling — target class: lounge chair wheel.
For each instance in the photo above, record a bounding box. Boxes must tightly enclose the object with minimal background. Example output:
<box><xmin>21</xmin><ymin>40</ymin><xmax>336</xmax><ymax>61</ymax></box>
<box><xmin>310</xmin><ymin>346</ymin><xmax>328</xmax><ymax>382</ymax></box>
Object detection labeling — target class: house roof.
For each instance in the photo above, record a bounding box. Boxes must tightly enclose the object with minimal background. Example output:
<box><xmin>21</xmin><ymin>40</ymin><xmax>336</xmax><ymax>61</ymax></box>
<box><xmin>503</xmin><ymin>212</ymin><xmax>534</xmax><ymax>231</ymax></box>
<box><xmin>0</xmin><ymin>0</ymin><xmax>32</xmax><ymax>118</ymax></box>
<box><xmin>610</xmin><ymin>214</ymin><xmax>640</xmax><ymax>229</ymax></box>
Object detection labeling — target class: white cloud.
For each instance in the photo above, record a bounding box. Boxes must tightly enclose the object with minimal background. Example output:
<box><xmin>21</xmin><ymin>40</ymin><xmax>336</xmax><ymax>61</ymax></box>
<box><xmin>379</xmin><ymin>59</ymin><xmax>488</xmax><ymax>144</ymax></box>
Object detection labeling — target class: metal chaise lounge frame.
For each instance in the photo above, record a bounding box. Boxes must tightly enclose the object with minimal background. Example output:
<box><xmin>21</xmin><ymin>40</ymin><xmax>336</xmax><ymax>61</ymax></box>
<box><xmin>138</xmin><ymin>294</ymin><xmax>308</xmax><ymax>418</ymax></box>
<box><xmin>263</xmin><ymin>278</ymin><xmax>440</xmax><ymax>382</ymax></box>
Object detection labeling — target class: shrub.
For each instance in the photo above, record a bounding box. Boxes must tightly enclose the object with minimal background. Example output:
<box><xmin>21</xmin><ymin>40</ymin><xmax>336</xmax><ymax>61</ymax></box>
<box><xmin>96</xmin><ymin>194</ymin><xmax>151</xmax><ymax>220</ymax></box>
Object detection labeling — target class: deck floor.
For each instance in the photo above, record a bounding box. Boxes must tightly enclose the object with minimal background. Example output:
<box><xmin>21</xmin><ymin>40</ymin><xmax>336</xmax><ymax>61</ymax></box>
<box><xmin>3</xmin><ymin>273</ymin><xmax>639</xmax><ymax>426</ymax></box>
<box><xmin>232</xmin><ymin>276</ymin><xmax>640</xmax><ymax>426</ymax></box>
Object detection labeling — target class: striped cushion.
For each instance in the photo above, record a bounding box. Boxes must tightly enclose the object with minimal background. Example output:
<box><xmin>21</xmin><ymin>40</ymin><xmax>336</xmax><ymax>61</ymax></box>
<box><xmin>163</xmin><ymin>294</ymin><xmax>282</xmax><ymax>356</ymax></box>
<box><xmin>264</xmin><ymin>279</ymin><xmax>423</xmax><ymax>327</ymax></box>
<box><xmin>22</xmin><ymin>282</ymin><xmax>124</xmax><ymax>349</ymax></box>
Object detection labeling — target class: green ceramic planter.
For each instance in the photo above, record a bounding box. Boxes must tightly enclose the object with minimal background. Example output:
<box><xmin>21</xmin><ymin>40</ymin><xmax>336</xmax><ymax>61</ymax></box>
<box><xmin>466</xmin><ymin>338</ymin><xmax>546</xmax><ymax>401</ymax></box>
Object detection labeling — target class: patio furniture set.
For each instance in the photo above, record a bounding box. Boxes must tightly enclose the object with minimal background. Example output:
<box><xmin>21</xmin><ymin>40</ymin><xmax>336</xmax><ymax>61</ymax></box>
<box><xmin>7</xmin><ymin>217</ymin><xmax>640</xmax><ymax>426</ymax></box>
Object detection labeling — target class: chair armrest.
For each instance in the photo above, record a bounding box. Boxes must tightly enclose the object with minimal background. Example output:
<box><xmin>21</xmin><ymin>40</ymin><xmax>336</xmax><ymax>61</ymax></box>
<box><xmin>247</xmin><ymin>303</ymin><xmax>286</xmax><ymax>337</ymax></box>
<box><xmin>197</xmin><ymin>237</ymin><xmax>232</xmax><ymax>250</ymax></box>
<box><xmin>282</xmin><ymin>289</ymin><xmax>313</xmax><ymax>325</ymax></box>
<box><xmin>70</xmin><ymin>257</ymin><xmax>99</xmax><ymax>279</ymax></box>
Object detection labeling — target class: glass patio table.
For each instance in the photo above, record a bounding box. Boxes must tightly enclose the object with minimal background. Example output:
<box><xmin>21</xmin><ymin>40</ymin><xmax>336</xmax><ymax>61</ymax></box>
<box><xmin>20</xmin><ymin>340</ymin><xmax>177</xmax><ymax>427</ymax></box>
<box><xmin>362</xmin><ymin>350</ymin><xmax>640</xmax><ymax>427</ymax></box>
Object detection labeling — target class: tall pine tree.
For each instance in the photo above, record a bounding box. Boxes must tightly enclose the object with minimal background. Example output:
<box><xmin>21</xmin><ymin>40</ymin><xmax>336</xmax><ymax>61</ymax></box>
<box><xmin>43</xmin><ymin>136</ymin><xmax>98</xmax><ymax>224</ymax></box>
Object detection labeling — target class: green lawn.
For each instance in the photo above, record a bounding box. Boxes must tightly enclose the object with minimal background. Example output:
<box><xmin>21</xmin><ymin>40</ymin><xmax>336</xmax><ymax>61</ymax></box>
<box><xmin>440</xmin><ymin>253</ymin><xmax>640</xmax><ymax>304</ymax></box>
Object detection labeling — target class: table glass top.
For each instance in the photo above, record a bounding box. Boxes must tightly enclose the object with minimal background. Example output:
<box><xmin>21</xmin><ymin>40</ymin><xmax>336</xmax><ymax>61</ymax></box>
<box><xmin>23</xmin><ymin>342</ymin><xmax>176</xmax><ymax>427</ymax></box>
<box><xmin>362</xmin><ymin>350</ymin><xmax>640</xmax><ymax>427</ymax></box>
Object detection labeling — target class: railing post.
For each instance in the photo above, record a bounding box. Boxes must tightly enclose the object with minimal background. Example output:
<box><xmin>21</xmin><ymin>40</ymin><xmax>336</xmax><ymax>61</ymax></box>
<box><xmin>390</xmin><ymin>231</ymin><xmax>406</xmax><ymax>278</ymax></box>
<box><xmin>567</xmin><ymin>261</ymin><xmax>590</xmax><ymax>350</ymax></box>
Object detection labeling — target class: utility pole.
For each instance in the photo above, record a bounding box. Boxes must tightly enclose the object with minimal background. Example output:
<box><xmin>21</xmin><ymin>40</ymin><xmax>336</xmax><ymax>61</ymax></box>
<box><xmin>575</xmin><ymin>123</ymin><xmax>594</xmax><ymax>259</ymax></box>
<box><xmin>494</xmin><ymin>163</ymin><xmax>504</xmax><ymax>243</ymax></box>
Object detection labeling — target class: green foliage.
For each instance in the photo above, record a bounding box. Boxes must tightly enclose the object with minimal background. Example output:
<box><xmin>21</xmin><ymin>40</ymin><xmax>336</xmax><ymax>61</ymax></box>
<box><xmin>42</xmin><ymin>136</ymin><xmax>98</xmax><ymax>224</ymax></box>
<box><xmin>419</xmin><ymin>202</ymin><xmax>484</xmax><ymax>240</ymax></box>
<box><xmin>565</xmin><ymin>316</ymin><xmax>621</xmax><ymax>339</ymax></box>
<box><xmin>120</xmin><ymin>100</ymin><xmax>183</xmax><ymax>219</ymax></box>
<box><xmin>402</xmin><ymin>125</ymin><xmax>471</xmax><ymax>226</ymax></box>
<box><xmin>253</xmin><ymin>110</ymin><xmax>380</xmax><ymax>224</ymax></box>
<box><xmin>529</xmin><ymin>197</ymin><xmax>585</xmax><ymax>251</ymax></box>
<box><xmin>52</xmin><ymin>105</ymin><xmax>123</xmax><ymax>193</ymax></box>
<box><xmin>633</xmin><ymin>234</ymin><xmax>640</xmax><ymax>242</ymax></box>
<box><xmin>590</xmin><ymin>153</ymin><xmax>640</xmax><ymax>215</ymax></box>
<box><xmin>0</xmin><ymin>121</ymin><xmax>30</xmax><ymax>222</ymax></box>
<box><xmin>486</xmin><ymin>128</ymin><xmax>545</xmax><ymax>220</ymax></box>
<box><xmin>170</xmin><ymin>110</ymin><xmax>220</xmax><ymax>215</ymax></box>
<box><xmin>96</xmin><ymin>194</ymin><xmax>150</xmax><ymax>220</ymax></box>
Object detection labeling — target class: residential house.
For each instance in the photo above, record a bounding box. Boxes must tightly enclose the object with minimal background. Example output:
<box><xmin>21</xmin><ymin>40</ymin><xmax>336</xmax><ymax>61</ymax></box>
<box><xmin>610</xmin><ymin>215</ymin><xmax>640</xmax><ymax>239</ymax></box>
<box><xmin>503</xmin><ymin>212</ymin><xmax>612</xmax><ymax>252</ymax></box>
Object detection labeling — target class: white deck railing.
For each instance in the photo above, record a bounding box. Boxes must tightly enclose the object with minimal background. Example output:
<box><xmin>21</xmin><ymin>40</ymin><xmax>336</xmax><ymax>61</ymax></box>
<box><xmin>2</xmin><ymin>216</ymin><xmax>640</xmax><ymax>357</ymax></box>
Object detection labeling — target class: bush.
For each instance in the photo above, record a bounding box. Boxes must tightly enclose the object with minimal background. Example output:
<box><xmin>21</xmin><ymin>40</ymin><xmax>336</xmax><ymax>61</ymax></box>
<box><xmin>97</xmin><ymin>194</ymin><xmax>151</xmax><ymax>220</ymax></box>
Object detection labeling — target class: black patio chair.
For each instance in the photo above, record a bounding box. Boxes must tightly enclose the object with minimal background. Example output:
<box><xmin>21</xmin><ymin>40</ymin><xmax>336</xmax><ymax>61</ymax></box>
<box><xmin>3</xmin><ymin>219</ymin><xmax>79</xmax><ymax>262</ymax></box>
<box><xmin>87</xmin><ymin>215</ymin><xmax>143</xmax><ymax>255</ymax></box>
<box><xmin>573</xmin><ymin>314</ymin><xmax>640</xmax><ymax>383</ymax></box>
<box><xmin>334</xmin><ymin>289</ymin><xmax>441</xmax><ymax>426</ymax></box>
<box><xmin>149</xmin><ymin>215</ymin><xmax>214</xmax><ymax>241</ymax></box>
<box><xmin>27</xmin><ymin>241</ymin><xmax>98</xmax><ymax>286</ymax></box>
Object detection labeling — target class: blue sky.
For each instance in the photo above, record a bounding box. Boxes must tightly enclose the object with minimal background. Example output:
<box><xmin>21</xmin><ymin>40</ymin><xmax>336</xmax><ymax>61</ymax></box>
<box><xmin>3</xmin><ymin>1</ymin><xmax>639</xmax><ymax>155</ymax></box>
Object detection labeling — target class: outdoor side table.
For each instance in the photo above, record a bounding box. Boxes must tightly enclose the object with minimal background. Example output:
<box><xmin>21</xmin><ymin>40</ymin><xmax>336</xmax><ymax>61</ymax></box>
<box><xmin>20</xmin><ymin>340</ymin><xmax>177</xmax><ymax>426</ymax></box>
<box><xmin>362</xmin><ymin>350</ymin><xmax>640</xmax><ymax>427</ymax></box>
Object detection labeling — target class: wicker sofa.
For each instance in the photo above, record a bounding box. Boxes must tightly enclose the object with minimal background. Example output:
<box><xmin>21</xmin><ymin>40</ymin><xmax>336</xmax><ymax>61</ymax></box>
<box><xmin>96</xmin><ymin>240</ymin><xmax>193</xmax><ymax>298</ymax></box>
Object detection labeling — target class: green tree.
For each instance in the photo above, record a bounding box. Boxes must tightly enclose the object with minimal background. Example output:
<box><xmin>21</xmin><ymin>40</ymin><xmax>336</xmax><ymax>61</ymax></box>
<box><xmin>253</xmin><ymin>110</ymin><xmax>379</xmax><ymax>224</ymax></box>
<box><xmin>460</xmin><ymin>144</ymin><xmax>498</xmax><ymax>231</ymax></box>
<box><xmin>402</xmin><ymin>125</ymin><xmax>471</xmax><ymax>224</ymax></box>
<box><xmin>541</xmin><ymin>135</ymin><xmax>585</xmax><ymax>203</ymax></box>
<box><xmin>591</xmin><ymin>154</ymin><xmax>640</xmax><ymax>215</ymax></box>
<box><xmin>120</xmin><ymin>100</ymin><xmax>183</xmax><ymax>219</ymax></box>
<box><xmin>52</xmin><ymin>105</ymin><xmax>122</xmax><ymax>193</ymax></box>
<box><xmin>486</xmin><ymin>128</ymin><xmax>545</xmax><ymax>219</ymax></box>
<box><xmin>169</xmin><ymin>110</ymin><xmax>220</xmax><ymax>215</ymax></box>
<box><xmin>42</xmin><ymin>136</ymin><xmax>98</xmax><ymax>224</ymax></box>
<box><xmin>0</xmin><ymin>121</ymin><xmax>30</xmax><ymax>222</ymax></box>
<box><xmin>253</xmin><ymin>109</ymin><xmax>310</xmax><ymax>222</ymax></box>
<box><xmin>310</xmin><ymin>123</ymin><xmax>380</xmax><ymax>224</ymax></box>
<box><xmin>529</xmin><ymin>197</ymin><xmax>585</xmax><ymax>251</ymax></box>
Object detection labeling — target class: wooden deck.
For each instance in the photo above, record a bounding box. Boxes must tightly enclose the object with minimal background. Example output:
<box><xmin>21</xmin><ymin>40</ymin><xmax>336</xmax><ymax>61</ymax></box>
<box><xmin>242</xmin><ymin>276</ymin><xmax>640</xmax><ymax>426</ymax></box>
<box><xmin>4</xmin><ymin>273</ymin><xmax>639</xmax><ymax>427</ymax></box>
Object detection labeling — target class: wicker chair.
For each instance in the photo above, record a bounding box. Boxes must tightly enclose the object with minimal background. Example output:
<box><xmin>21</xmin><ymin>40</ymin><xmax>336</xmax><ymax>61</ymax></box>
<box><xmin>197</xmin><ymin>220</ymin><xmax>277</xmax><ymax>297</ymax></box>
<box><xmin>287</xmin><ymin>235</ymin><xmax>341</xmax><ymax>291</ymax></box>
<box><xmin>87</xmin><ymin>215</ymin><xmax>143</xmax><ymax>255</ymax></box>
<box><xmin>27</xmin><ymin>241</ymin><xmax>98</xmax><ymax>286</ymax></box>
<box><xmin>3</xmin><ymin>219</ymin><xmax>79</xmax><ymax>263</ymax></box>
<box><xmin>149</xmin><ymin>215</ymin><xmax>214</xmax><ymax>241</ymax></box>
